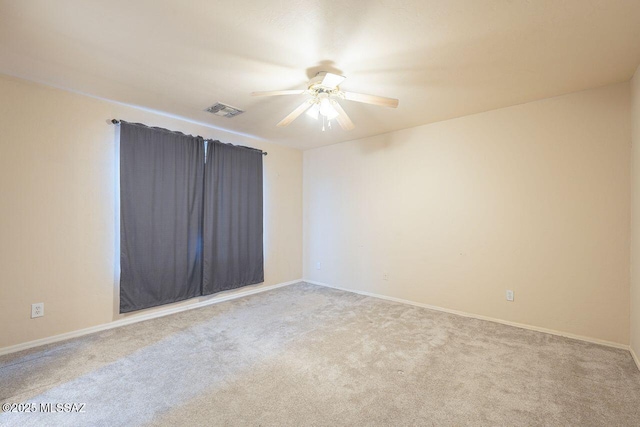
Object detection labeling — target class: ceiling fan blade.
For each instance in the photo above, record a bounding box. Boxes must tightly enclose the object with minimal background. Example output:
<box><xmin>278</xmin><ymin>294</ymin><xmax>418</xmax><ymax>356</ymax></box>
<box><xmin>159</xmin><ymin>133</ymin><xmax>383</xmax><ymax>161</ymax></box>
<box><xmin>277</xmin><ymin>101</ymin><xmax>312</xmax><ymax>127</ymax></box>
<box><xmin>331</xmin><ymin>101</ymin><xmax>355</xmax><ymax>131</ymax></box>
<box><xmin>343</xmin><ymin>91</ymin><xmax>399</xmax><ymax>108</ymax></box>
<box><xmin>251</xmin><ymin>90</ymin><xmax>305</xmax><ymax>97</ymax></box>
<box><xmin>321</xmin><ymin>72</ymin><xmax>346</xmax><ymax>89</ymax></box>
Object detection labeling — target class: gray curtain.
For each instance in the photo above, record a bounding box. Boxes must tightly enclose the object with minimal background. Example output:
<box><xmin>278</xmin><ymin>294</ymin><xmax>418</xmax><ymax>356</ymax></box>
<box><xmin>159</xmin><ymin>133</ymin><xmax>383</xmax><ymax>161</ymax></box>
<box><xmin>202</xmin><ymin>141</ymin><xmax>264</xmax><ymax>295</ymax></box>
<box><xmin>119</xmin><ymin>122</ymin><xmax>205</xmax><ymax>313</ymax></box>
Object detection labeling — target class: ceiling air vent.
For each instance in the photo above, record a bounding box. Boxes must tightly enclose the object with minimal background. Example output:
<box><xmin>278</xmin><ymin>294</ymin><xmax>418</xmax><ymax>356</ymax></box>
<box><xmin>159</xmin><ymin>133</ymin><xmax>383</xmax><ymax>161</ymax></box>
<box><xmin>205</xmin><ymin>102</ymin><xmax>244</xmax><ymax>118</ymax></box>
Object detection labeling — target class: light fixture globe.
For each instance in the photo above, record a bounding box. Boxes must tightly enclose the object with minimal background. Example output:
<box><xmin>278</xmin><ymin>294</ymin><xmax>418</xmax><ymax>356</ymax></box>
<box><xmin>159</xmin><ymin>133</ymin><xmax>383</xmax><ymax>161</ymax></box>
<box><xmin>319</xmin><ymin>98</ymin><xmax>339</xmax><ymax>120</ymax></box>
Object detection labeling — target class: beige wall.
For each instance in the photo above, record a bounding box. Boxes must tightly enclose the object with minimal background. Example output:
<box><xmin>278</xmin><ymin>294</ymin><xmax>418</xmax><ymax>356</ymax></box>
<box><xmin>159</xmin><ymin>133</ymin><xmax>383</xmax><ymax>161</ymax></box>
<box><xmin>632</xmin><ymin>66</ymin><xmax>640</xmax><ymax>359</ymax></box>
<box><xmin>0</xmin><ymin>74</ymin><xmax>303</xmax><ymax>349</ymax></box>
<box><xmin>304</xmin><ymin>83</ymin><xmax>631</xmax><ymax>345</ymax></box>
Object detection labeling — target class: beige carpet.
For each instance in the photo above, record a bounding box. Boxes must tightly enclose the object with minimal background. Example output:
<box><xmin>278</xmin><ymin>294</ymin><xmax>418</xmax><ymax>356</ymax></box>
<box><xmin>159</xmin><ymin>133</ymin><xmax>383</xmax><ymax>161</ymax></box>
<box><xmin>1</xmin><ymin>282</ymin><xmax>639</xmax><ymax>426</ymax></box>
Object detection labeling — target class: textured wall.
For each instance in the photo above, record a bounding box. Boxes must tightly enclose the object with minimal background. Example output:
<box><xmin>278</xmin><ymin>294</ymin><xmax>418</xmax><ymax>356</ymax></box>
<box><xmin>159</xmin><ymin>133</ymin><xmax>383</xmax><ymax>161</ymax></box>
<box><xmin>0</xmin><ymin>74</ymin><xmax>303</xmax><ymax>349</ymax></box>
<box><xmin>304</xmin><ymin>83</ymin><xmax>631</xmax><ymax>345</ymax></box>
<box><xmin>631</xmin><ymin>65</ymin><xmax>640</xmax><ymax>360</ymax></box>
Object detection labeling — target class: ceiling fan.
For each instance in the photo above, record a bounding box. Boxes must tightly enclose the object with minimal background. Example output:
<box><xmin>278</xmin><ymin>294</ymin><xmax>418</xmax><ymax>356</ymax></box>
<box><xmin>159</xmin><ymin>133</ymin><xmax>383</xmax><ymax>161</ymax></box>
<box><xmin>251</xmin><ymin>72</ymin><xmax>399</xmax><ymax>131</ymax></box>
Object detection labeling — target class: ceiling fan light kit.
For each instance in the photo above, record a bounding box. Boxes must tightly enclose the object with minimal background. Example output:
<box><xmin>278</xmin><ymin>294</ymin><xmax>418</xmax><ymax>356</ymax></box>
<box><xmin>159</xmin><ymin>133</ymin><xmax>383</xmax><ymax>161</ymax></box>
<box><xmin>252</xmin><ymin>71</ymin><xmax>399</xmax><ymax>131</ymax></box>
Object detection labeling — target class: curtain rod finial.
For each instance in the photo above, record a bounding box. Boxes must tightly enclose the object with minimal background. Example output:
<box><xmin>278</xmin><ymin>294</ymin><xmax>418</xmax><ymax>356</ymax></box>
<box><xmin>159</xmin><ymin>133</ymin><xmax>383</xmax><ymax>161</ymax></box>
<box><xmin>111</xmin><ymin>119</ymin><xmax>120</xmax><ymax>124</ymax></box>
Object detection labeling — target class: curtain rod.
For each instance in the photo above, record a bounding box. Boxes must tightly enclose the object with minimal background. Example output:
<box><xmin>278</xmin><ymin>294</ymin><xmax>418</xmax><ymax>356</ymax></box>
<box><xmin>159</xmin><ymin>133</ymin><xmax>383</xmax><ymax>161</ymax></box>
<box><xmin>110</xmin><ymin>119</ymin><xmax>267</xmax><ymax>156</ymax></box>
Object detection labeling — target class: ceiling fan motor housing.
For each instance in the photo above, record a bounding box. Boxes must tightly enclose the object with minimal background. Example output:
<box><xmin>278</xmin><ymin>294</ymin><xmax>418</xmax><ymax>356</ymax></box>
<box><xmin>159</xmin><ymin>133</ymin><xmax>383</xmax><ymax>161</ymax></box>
<box><xmin>308</xmin><ymin>71</ymin><xmax>345</xmax><ymax>91</ymax></box>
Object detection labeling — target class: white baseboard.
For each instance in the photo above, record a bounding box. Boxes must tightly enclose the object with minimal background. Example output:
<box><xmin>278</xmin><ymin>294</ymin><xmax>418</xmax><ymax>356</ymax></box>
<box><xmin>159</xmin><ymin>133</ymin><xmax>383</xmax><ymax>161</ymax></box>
<box><xmin>0</xmin><ymin>279</ymin><xmax>302</xmax><ymax>357</ymax></box>
<box><xmin>632</xmin><ymin>347</ymin><xmax>640</xmax><ymax>372</ymax></box>
<box><xmin>304</xmin><ymin>279</ymin><xmax>630</xmax><ymax>351</ymax></box>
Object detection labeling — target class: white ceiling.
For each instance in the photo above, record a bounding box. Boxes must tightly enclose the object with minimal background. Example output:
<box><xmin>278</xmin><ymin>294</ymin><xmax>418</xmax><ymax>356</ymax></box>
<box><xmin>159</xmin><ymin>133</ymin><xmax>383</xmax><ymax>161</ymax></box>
<box><xmin>1</xmin><ymin>0</ymin><xmax>640</xmax><ymax>149</ymax></box>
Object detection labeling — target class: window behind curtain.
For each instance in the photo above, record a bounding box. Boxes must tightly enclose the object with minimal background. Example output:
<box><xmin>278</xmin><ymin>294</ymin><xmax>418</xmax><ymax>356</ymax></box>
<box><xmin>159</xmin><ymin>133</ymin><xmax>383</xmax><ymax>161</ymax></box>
<box><xmin>119</xmin><ymin>123</ymin><xmax>263</xmax><ymax>312</ymax></box>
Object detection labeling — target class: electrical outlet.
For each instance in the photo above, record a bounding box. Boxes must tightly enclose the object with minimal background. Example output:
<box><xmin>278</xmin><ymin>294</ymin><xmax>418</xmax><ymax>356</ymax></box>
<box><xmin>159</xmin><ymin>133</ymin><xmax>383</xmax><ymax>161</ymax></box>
<box><xmin>31</xmin><ymin>303</ymin><xmax>44</xmax><ymax>318</ymax></box>
<box><xmin>506</xmin><ymin>290</ymin><xmax>514</xmax><ymax>302</ymax></box>
<box><xmin>383</xmin><ymin>273</ymin><xmax>389</xmax><ymax>281</ymax></box>
<box><xmin>316</xmin><ymin>261</ymin><xmax>321</xmax><ymax>270</ymax></box>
